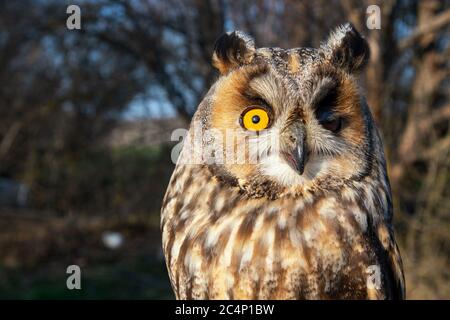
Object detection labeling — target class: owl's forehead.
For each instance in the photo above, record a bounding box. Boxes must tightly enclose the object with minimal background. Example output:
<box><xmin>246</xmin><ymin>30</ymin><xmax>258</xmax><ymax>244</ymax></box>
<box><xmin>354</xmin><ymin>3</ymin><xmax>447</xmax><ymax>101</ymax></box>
<box><xmin>246</xmin><ymin>47</ymin><xmax>330</xmax><ymax>109</ymax></box>
<box><xmin>256</xmin><ymin>47</ymin><xmax>320</xmax><ymax>75</ymax></box>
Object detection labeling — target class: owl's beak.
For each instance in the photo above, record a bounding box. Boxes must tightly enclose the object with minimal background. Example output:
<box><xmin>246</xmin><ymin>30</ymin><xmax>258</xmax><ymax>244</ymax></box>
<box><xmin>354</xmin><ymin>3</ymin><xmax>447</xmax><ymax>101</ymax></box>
<box><xmin>281</xmin><ymin>124</ymin><xmax>308</xmax><ymax>175</ymax></box>
<box><xmin>293</xmin><ymin>138</ymin><xmax>307</xmax><ymax>174</ymax></box>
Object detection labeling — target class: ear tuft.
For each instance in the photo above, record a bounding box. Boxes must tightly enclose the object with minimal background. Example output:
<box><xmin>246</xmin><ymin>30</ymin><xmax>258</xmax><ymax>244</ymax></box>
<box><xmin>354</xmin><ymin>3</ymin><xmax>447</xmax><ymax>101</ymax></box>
<box><xmin>212</xmin><ymin>31</ymin><xmax>256</xmax><ymax>75</ymax></box>
<box><xmin>321</xmin><ymin>23</ymin><xmax>370</xmax><ymax>73</ymax></box>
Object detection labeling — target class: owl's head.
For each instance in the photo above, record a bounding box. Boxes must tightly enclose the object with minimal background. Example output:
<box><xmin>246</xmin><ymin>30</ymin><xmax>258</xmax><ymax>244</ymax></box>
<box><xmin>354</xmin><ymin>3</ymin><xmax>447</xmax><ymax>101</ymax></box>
<box><xmin>192</xmin><ymin>23</ymin><xmax>379</xmax><ymax>197</ymax></box>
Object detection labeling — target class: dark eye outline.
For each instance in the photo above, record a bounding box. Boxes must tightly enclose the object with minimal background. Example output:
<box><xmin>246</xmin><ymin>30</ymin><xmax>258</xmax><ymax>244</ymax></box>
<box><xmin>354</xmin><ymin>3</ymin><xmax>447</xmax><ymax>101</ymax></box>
<box><xmin>314</xmin><ymin>88</ymin><xmax>343</xmax><ymax>134</ymax></box>
<box><xmin>239</xmin><ymin>105</ymin><xmax>273</xmax><ymax>131</ymax></box>
<box><xmin>320</xmin><ymin>116</ymin><xmax>342</xmax><ymax>133</ymax></box>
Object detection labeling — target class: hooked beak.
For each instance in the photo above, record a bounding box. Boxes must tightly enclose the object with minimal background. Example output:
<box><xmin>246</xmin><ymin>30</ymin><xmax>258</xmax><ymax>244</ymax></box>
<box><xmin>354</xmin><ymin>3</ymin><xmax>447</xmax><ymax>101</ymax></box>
<box><xmin>281</xmin><ymin>124</ymin><xmax>308</xmax><ymax>175</ymax></box>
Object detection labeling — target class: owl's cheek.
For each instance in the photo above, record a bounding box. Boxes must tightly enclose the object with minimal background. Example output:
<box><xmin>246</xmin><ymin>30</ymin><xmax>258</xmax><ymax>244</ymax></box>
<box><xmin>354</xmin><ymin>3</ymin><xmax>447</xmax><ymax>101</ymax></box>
<box><xmin>319</xmin><ymin>155</ymin><xmax>363</xmax><ymax>179</ymax></box>
<box><xmin>259</xmin><ymin>154</ymin><xmax>309</xmax><ymax>187</ymax></box>
<box><xmin>302</xmin><ymin>155</ymin><xmax>329</xmax><ymax>178</ymax></box>
<box><xmin>336</xmin><ymin>158</ymin><xmax>362</xmax><ymax>176</ymax></box>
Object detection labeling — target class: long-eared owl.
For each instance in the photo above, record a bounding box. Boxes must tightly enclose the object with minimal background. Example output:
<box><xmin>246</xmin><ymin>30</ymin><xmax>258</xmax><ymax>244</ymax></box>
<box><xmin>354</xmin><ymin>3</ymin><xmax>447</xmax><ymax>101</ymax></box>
<box><xmin>161</xmin><ymin>23</ymin><xmax>405</xmax><ymax>300</ymax></box>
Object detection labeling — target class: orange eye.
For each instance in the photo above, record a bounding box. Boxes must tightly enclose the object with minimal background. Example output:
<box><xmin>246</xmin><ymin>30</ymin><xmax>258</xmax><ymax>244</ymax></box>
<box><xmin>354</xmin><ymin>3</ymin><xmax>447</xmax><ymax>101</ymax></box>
<box><xmin>241</xmin><ymin>107</ymin><xmax>270</xmax><ymax>131</ymax></box>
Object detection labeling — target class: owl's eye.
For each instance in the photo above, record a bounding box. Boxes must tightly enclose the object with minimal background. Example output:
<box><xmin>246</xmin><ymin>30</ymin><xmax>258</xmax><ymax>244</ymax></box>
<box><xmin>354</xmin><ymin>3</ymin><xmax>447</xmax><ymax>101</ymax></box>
<box><xmin>240</xmin><ymin>107</ymin><xmax>270</xmax><ymax>131</ymax></box>
<box><xmin>321</xmin><ymin>117</ymin><xmax>342</xmax><ymax>132</ymax></box>
<box><xmin>314</xmin><ymin>89</ymin><xmax>342</xmax><ymax>133</ymax></box>
<box><xmin>316</xmin><ymin>109</ymin><xmax>342</xmax><ymax>133</ymax></box>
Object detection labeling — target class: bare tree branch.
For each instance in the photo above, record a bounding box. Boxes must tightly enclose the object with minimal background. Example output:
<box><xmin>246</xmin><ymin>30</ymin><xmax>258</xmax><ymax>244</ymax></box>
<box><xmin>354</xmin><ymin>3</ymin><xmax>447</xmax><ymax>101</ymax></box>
<box><xmin>423</xmin><ymin>135</ymin><xmax>450</xmax><ymax>159</ymax></box>
<box><xmin>417</xmin><ymin>104</ymin><xmax>450</xmax><ymax>133</ymax></box>
<box><xmin>398</xmin><ymin>8</ymin><xmax>450</xmax><ymax>51</ymax></box>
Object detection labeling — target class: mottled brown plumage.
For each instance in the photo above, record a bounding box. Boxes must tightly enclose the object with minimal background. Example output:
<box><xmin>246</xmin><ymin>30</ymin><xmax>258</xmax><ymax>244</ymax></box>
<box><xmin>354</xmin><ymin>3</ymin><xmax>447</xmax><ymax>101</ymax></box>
<box><xmin>161</xmin><ymin>23</ymin><xmax>405</xmax><ymax>300</ymax></box>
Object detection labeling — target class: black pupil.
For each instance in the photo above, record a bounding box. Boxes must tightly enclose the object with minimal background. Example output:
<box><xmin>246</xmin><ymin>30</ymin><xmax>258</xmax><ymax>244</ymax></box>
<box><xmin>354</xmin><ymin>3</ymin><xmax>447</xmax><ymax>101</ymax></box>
<box><xmin>252</xmin><ymin>115</ymin><xmax>260</xmax><ymax>124</ymax></box>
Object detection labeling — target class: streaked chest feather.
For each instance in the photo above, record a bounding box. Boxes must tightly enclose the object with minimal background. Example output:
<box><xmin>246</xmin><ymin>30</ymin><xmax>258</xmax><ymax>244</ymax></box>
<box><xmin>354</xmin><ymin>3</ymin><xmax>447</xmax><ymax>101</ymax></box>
<box><xmin>161</xmin><ymin>165</ymin><xmax>392</xmax><ymax>300</ymax></box>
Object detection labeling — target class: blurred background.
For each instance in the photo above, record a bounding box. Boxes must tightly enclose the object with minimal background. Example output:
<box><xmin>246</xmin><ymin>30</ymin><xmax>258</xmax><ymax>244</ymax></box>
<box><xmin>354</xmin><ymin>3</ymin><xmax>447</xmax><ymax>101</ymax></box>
<box><xmin>0</xmin><ymin>0</ymin><xmax>449</xmax><ymax>299</ymax></box>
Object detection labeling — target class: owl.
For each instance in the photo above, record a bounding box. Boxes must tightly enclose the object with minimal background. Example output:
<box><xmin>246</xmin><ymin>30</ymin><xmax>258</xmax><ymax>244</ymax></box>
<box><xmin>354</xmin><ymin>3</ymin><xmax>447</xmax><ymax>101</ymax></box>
<box><xmin>161</xmin><ymin>23</ymin><xmax>405</xmax><ymax>300</ymax></box>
